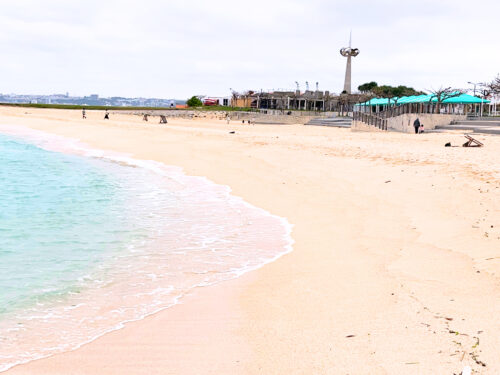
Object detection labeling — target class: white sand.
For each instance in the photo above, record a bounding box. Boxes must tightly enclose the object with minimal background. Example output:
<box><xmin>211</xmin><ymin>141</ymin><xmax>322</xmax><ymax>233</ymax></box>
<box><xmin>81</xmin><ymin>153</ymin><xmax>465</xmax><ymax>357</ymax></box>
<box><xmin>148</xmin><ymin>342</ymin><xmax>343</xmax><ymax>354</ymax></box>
<box><xmin>1</xmin><ymin>107</ymin><xmax>499</xmax><ymax>374</ymax></box>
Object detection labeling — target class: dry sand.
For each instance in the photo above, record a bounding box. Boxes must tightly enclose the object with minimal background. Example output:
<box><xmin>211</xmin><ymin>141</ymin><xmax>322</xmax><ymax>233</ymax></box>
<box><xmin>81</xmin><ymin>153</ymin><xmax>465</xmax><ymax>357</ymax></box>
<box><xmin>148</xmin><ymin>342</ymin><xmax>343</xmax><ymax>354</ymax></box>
<box><xmin>1</xmin><ymin>107</ymin><xmax>499</xmax><ymax>374</ymax></box>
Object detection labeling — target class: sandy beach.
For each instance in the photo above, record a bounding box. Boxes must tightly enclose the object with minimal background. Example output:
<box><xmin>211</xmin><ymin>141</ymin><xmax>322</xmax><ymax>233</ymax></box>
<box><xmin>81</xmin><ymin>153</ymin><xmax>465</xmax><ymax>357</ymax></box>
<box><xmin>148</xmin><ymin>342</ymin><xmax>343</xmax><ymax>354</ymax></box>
<box><xmin>1</xmin><ymin>106</ymin><xmax>499</xmax><ymax>374</ymax></box>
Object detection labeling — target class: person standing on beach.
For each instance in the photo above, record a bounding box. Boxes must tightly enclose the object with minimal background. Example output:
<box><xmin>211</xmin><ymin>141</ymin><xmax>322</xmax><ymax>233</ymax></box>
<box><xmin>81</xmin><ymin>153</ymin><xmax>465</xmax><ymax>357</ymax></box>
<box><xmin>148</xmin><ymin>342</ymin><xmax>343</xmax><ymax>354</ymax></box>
<box><xmin>82</xmin><ymin>108</ymin><xmax>86</xmax><ymax>119</ymax></box>
<box><xmin>413</xmin><ymin>118</ymin><xmax>421</xmax><ymax>134</ymax></box>
<box><xmin>104</xmin><ymin>110</ymin><xmax>109</xmax><ymax>120</ymax></box>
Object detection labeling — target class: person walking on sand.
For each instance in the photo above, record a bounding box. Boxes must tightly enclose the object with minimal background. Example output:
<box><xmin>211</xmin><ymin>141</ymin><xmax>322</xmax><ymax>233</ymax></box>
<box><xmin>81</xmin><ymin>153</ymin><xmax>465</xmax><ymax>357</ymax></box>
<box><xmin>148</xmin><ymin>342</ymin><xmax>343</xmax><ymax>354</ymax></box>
<box><xmin>413</xmin><ymin>117</ymin><xmax>421</xmax><ymax>134</ymax></box>
<box><xmin>82</xmin><ymin>108</ymin><xmax>86</xmax><ymax>119</ymax></box>
<box><xmin>104</xmin><ymin>110</ymin><xmax>109</xmax><ymax>120</ymax></box>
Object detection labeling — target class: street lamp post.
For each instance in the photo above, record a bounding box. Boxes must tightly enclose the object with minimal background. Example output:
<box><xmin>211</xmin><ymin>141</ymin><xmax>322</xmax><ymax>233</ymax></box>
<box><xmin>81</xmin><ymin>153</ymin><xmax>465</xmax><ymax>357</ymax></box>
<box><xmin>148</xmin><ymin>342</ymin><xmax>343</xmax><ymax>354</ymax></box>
<box><xmin>468</xmin><ymin>81</ymin><xmax>484</xmax><ymax>117</ymax></box>
<box><xmin>467</xmin><ymin>81</ymin><xmax>477</xmax><ymax>96</ymax></box>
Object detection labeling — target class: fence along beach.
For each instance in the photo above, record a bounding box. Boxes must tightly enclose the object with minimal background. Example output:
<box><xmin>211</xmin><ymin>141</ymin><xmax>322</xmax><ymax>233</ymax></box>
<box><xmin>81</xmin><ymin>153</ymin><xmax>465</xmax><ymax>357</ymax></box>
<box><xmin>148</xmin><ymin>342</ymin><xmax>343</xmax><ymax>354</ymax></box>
<box><xmin>1</xmin><ymin>106</ymin><xmax>500</xmax><ymax>374</ymax></box>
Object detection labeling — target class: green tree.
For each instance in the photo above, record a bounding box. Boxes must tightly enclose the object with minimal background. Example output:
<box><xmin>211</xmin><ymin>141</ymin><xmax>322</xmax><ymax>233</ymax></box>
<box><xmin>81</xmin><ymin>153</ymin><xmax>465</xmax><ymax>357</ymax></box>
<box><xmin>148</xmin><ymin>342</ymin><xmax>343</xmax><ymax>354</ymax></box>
<box><xmin>373</xmin><ymin>85</ymin><xmax>423</xmax><ymax>98</ymax></box>
<box><xmin>396</xmin><ymin>85</ymin><xmax>424</xmax><ymax>96</ymax></box>
<box><xmin>358</xmin><ymin>81</ymin><xmax>378</xmax><ymax>93</ymax></box>
<box><xmin>187</xmin><ymin>96</ymin><xmax>203</xmax><ymax>107</ymax></box>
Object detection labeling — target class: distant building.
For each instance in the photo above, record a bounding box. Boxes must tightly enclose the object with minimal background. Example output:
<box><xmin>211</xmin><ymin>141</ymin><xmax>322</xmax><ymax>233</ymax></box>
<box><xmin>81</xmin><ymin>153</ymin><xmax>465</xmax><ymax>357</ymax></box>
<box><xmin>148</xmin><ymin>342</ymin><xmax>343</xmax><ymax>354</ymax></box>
<box><xmin>0</xmin><ymin>93</ymin><xmax>182</xmax><ymax>108</ymax></box>
<box><xmin>229</xmin><ymin>90</ymin><xmax>364</xmax><ymax>112</ymax></box>
<box><xmin>202</xmin><ymin>97</ymin><xmax>231</xmax><ymax>106</ymax></box>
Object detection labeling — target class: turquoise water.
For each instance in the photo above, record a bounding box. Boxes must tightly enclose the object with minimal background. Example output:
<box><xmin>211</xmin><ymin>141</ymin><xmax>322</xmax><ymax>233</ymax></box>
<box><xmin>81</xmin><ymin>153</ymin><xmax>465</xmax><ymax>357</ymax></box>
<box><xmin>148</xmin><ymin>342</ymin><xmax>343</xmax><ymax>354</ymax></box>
<box><xmin>0</xmin><ymin>134</ymin><xmax>139</xmax><ymax>316</ymax></box>
<box><xmin>0</xmin><ymin>128</ymin><xmax>292</xmax><ymax>372</ymax></box>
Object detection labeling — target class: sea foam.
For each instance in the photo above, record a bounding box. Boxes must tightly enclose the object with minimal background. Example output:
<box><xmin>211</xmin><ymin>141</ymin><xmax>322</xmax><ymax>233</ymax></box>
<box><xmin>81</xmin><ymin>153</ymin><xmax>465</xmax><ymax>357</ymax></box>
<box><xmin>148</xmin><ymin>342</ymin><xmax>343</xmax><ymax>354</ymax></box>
<box><xmin>0</xmin><ymin>124</ymin><xmax>293</xmax><ymax>372</ymax></box>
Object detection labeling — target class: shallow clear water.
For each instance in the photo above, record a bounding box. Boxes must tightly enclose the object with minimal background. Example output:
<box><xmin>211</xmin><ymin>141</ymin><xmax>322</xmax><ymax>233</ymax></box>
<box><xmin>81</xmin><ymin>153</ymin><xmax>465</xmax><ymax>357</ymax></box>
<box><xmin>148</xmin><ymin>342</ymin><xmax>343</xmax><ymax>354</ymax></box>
<box><xmin>0</xmin><ymin>127</ymin><xmax>292</xmax><ymax>371</ymax></box>
<box><xmin>0</xmin><ymin>135</ymin><xmax>140</xmax><ymax>316</ymax></box>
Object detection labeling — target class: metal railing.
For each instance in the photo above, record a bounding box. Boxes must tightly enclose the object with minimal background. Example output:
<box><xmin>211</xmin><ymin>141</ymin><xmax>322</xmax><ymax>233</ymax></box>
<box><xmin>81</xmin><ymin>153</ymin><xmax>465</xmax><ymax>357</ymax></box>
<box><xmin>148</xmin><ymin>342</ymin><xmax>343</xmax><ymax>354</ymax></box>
<box><xmin>357</xmin><ymin>102</ymin><xmax>464</xmax><ymax>119</ymax></box>
<box><xmin>353</xmin><ymin>112</ymin><xmax>387</xmax><ymax>130</ymax></box>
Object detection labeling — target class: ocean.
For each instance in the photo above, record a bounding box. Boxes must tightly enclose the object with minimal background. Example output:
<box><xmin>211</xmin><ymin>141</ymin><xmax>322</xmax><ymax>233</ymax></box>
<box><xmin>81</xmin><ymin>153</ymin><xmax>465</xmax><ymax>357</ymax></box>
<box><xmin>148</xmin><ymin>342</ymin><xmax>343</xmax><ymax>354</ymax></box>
<box><xmin>0</xmin><ymin>126</ymin><xmax>292</xmax><ymax>372</ymax></box>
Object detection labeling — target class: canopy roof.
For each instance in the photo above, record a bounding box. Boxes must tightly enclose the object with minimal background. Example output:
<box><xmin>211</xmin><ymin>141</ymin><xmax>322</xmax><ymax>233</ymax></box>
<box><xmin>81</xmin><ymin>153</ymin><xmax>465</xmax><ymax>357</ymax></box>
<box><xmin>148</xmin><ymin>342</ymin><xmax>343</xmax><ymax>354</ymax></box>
<box><xmin>356</xmin><ymin>93</ymin><xmax>490</xmax><ymax>106</ymax></box>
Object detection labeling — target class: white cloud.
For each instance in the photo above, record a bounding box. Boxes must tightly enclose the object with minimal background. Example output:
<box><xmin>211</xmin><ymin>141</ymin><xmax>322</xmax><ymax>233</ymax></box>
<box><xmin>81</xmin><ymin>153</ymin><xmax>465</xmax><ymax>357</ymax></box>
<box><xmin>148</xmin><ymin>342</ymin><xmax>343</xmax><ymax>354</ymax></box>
<box><xmin>0</xmin><ymin>0</ymin><xmax>498</xmax><ymax>98</ymax></box>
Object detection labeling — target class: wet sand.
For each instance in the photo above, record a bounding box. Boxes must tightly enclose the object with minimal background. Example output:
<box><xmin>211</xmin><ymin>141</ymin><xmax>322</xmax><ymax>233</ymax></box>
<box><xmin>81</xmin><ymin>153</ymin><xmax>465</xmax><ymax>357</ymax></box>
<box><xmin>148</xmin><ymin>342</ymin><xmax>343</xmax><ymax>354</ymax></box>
<box><xmin>1</xmin><ymin>107</ymin><xmax>499</xmax><ymax>374</ymax></box>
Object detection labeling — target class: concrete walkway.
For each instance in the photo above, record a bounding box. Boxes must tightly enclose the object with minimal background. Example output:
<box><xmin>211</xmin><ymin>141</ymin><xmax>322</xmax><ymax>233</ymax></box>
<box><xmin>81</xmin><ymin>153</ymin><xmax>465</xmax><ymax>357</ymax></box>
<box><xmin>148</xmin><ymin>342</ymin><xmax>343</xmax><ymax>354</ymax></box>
<box><xmin>305</xmin><ymin>117</ymin><xmax>352</xmax><ymax>128</ymax></box>
<box><xmin>436</xmin><ymin>117</ymin><xmax>500</xmax><ymax>135</ymax></box>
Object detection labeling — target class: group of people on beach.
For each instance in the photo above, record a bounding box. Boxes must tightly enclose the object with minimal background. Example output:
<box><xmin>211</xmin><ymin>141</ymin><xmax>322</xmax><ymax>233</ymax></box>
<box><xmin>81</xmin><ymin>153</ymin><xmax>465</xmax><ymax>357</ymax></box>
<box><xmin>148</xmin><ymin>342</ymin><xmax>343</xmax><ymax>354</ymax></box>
<box><xmin>82</xmin><ymin>109</ymin><xmax>109</xmax><ymax>120</ymax></box>
<box><xmin>413</xmin><ymin>118</ymin><xmax>424</xmax><ymax>134</ymax></box>
<box><xmin>81</xmin><ymin>110</ymin><xmax>424</xmax><ymax>133</ymax></box>
<box><xmin>225</xmin><ymin>114</ymin><xmax>254</xmax><ymax>125</ymax></box>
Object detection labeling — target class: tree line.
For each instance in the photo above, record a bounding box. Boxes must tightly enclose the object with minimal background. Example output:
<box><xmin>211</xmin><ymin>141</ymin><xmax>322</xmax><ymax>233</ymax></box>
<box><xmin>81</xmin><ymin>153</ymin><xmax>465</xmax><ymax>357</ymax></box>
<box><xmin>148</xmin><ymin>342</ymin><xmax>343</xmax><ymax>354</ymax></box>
<box><xmin>357</xmin><ymin>82</ymin><xmax>425</xmax><ymax>97</ymax></box>
<box><xmin>358</xmin><ymin>75</ymin><xmax>500</xmax><ymax>99</ymax></box>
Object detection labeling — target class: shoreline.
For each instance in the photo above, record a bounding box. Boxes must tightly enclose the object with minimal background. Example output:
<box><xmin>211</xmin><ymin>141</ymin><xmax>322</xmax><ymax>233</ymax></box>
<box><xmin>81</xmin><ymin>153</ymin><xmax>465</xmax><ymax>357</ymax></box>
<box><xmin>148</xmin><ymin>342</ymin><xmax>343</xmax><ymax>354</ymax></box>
<box><xmin>0</xmin><ymin>124</ymin><xmax>294</xmax><ymax>373</ymax></box>
<box><xmin>2</xmin><ymin>107</ymin><xmax>500</xmax><ymax>374</ymax></box>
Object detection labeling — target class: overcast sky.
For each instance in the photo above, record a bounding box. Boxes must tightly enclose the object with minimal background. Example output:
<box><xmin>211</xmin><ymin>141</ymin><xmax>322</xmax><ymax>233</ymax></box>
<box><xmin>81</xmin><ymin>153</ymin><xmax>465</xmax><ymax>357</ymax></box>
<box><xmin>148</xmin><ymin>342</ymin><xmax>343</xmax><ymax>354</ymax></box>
<box><xmin>0</xmin><ymin>0</ymin><xmax>498</xmax><ymax>98</ymax></box>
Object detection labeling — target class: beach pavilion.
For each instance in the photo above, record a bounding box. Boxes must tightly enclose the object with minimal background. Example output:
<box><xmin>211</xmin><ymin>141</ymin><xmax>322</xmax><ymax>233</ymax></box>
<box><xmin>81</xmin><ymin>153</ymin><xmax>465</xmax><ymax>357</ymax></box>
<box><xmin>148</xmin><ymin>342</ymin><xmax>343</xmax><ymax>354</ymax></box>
<box><xmin>355</xmin><ymin>93</ymin><xmax>491</xmax><ymax>116</ymax></box>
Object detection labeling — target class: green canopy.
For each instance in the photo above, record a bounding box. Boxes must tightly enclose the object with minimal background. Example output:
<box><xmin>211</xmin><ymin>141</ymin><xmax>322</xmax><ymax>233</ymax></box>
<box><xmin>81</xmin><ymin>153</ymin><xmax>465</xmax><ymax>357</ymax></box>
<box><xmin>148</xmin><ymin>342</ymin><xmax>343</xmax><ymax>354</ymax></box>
<box><xmin>356</xmin><ymin>93</ymin><xmax>490</xmax><ymax>106</ymax></box>
<box><xmin>441</xmin><ymin>93</ymin><xmax>490</xmax><ymax>104</ymax></box>
<box><xmin>359</xmin><ymin>97</ymin><xmax>396</xmax><ymax>106</ymax></box>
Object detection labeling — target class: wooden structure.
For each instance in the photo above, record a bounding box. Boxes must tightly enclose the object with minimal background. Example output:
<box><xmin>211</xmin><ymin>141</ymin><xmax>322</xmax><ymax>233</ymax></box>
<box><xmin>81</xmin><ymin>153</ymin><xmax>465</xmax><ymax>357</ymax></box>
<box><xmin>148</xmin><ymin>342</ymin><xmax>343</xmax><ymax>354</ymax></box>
<box><xmin>462</xmin><ymin>134</ymin><xmax>483</xmax><ymax>147</ymax></box>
